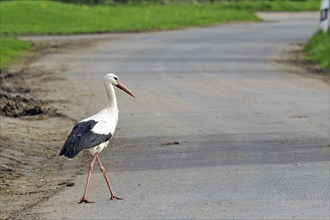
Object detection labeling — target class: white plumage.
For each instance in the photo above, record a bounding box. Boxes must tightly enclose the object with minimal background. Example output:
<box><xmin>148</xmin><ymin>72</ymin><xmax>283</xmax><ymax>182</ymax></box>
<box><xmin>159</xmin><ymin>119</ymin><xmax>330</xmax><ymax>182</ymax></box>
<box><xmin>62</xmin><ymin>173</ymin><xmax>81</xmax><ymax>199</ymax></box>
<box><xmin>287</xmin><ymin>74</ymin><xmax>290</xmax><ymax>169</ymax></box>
<box><xmin>82</xmin><ymin>108</ymin><xmax>119</xmax><ymax>155</ymax></box>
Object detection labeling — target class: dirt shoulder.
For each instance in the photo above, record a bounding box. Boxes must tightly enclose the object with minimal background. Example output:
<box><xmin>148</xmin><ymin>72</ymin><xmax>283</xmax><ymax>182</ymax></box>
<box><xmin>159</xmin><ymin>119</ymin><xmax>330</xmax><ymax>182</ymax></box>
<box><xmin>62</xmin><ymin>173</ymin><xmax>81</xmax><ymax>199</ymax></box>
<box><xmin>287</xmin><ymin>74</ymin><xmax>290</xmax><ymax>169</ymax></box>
<box><xmin>0</xmin><ymin>38</ymin><xmax>98</xmax><ymax>219</ymax></box>
<box><xmin>275</xmin><ymin>43</ymin><xmax>329</xmax><ymax>84</ymax></box>
<box><xmin>0</xmin><ymin>33</ymin><xmax>328</xmax><ymax>219</ymax></box>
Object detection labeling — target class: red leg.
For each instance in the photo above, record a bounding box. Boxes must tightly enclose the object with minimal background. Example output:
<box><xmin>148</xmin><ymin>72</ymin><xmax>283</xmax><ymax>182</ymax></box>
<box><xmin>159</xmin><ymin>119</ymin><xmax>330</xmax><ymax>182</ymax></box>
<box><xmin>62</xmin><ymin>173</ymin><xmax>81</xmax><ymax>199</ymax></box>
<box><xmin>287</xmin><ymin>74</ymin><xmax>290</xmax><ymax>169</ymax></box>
<box><xmin>96</xmin><ymin>155</ymin><xmax>123</xmax><ymax>200</ymax></box>
<box><xmin>79</xmin><ymin>154</ymin><xmax>97</xmax><ymax>204</ymax></box>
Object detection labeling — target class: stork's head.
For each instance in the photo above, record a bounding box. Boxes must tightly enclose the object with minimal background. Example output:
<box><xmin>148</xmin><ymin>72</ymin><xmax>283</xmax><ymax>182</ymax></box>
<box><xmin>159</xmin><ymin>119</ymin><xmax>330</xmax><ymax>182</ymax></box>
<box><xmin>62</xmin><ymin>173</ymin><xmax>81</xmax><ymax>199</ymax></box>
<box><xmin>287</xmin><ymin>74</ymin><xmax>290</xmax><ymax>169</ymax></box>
<box><xmin>104</xmin><ymin>73</ymin><xmax>135</xmax><ymax>98</ymax></box>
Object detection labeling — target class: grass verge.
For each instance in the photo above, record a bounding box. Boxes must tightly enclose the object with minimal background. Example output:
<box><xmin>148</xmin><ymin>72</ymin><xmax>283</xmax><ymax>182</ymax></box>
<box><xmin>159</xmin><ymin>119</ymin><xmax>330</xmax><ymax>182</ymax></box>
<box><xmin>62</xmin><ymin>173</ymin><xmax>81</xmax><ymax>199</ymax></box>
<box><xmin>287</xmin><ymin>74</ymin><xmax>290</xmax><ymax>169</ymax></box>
<box><xmin>211</xmin><ymin>0</ymin><xmax>319</xmax><ymax>12</ymax></box>
<box><xmin>0</xmin><ymin>1</ymin><xmax>260</xmax><ymax>35</ymax></box>
<box><xmin>0</xmin><ymin>0</ymin><xmax>320</xmax><ymax>35</ymax></box>
<box><xmin>304</xmin><ymin>30</ymin><xmax>330</xmax><ymax>72</ymax></box>
<box><xmin>0</xmin><ymin>37</ymin><xmax>32</xmax><ymax>70</ymax></box>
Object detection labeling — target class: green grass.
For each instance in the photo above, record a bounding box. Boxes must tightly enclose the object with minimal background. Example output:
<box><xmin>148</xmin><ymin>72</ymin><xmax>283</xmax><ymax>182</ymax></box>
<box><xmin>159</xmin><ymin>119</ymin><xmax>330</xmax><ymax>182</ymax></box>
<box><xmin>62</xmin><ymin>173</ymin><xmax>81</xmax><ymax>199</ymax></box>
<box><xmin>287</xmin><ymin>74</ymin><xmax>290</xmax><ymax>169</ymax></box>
<box><xmin>0</xmin><ymin>0</ymin><xmax>320</xmax><ymax>35</ymax></box>
<box><xmin>0</xmin><ymin>1</ymin><xmax>260</xmax><ymax>35</ymax></box>
<box><xmin>0</xmin><ymin>37</ymin><xmax>32</xmax><ymax>69</ymax></box>
<box><xmin>304</xmin><ymin>31</ymin><xmax>330</xmax><ymax>72</ymax></box>
<box><xmin>213</xmin><ymin>0</ymin><xmax>319</xmax><ymax>12</ymax></box>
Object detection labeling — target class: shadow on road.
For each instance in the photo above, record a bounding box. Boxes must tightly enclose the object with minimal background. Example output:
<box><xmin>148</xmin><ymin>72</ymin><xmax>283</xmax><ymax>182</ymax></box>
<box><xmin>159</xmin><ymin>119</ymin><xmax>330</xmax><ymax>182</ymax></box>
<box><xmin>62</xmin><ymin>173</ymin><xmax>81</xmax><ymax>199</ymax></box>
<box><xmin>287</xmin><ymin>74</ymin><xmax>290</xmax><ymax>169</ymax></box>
<box><xmin>106</xmin><ymin>133</ymin><xmax>329</xmax><ymax>172</ymax></box>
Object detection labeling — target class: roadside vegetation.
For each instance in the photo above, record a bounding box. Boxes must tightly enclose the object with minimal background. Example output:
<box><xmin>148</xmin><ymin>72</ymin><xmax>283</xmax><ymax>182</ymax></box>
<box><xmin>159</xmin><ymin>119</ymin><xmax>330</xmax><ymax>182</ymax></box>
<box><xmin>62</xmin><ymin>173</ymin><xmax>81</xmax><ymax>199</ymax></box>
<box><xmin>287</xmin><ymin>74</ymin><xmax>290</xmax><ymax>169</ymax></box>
<box><xmin>0</xmin><ymin>0</ymin><xmax>321</xmax><ymax>69</ymax></box>
<box><xmin>0</xmin><ymin>37</ymin><xmax>32</xmax><ymax>69</ymax></box>
<box><xmin>1</xmin><ymin>1</ymin><xmax>260</xmax><ymax>34</ymax></box>
<box><xmin>304</xmin><ymin>30</ymin><xmax>330</xmax><ymax>72</ymax></box>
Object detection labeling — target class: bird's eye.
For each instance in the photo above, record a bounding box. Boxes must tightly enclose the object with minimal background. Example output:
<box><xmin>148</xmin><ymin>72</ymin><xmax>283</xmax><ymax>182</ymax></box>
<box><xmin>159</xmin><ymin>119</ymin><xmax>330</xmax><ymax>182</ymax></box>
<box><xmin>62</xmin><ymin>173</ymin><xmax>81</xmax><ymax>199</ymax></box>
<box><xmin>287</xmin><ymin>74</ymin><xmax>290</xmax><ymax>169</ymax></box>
<box><xmin>114</xmin><ymin>77</ymin><xmax>118</xmax><ymax>81</ymax></box>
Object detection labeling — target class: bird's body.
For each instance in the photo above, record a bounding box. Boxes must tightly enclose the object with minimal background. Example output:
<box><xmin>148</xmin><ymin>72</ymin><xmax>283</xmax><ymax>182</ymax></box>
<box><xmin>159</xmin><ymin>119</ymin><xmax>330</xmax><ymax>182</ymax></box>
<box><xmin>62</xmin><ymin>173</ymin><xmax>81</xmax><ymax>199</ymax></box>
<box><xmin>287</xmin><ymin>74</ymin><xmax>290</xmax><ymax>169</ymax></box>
<box><xmin>60</xmin><ymin>108</ymin><xmax>118</xmax><ymax>158</ymax></box>
<box><xmin>59</xmin><ymin>73</ymin><xmax>135</xmax><ymax>203</ymax></box>
<box><xmin>82</xmin><ymin>107</ymin><xmax>118</xmax><ymax>155</ymax></box>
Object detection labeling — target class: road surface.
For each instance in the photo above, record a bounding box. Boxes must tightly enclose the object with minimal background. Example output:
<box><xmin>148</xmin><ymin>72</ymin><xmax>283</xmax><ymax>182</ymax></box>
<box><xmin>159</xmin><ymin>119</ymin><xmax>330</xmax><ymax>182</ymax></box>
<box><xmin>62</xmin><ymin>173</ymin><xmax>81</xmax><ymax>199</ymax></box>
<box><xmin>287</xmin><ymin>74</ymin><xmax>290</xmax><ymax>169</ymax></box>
<box><xmin>27</xmin><ymin>12</ymin><xmax>329</xmax><ymax>219</ymax></box>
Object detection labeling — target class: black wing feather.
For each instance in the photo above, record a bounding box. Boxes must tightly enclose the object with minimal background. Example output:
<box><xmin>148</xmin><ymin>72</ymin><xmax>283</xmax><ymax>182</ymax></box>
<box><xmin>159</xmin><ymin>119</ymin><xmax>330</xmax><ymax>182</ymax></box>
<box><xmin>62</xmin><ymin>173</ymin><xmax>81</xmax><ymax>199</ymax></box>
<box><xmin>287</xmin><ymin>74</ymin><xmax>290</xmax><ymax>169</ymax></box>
<box><xmin>59</xmin><ymin>120</ymin><xmax>112</xmax><ymax>158</ymax></box>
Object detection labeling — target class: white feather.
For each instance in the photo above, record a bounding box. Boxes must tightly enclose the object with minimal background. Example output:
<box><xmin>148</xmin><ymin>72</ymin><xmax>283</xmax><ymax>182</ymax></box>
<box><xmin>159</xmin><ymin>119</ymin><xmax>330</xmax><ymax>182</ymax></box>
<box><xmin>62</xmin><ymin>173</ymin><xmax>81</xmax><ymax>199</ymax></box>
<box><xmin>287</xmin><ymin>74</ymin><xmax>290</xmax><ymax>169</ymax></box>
<box><xmin>81</xmin><ymin>108</ymin><xmax>119</xmax><ymax>136</ymax></box>
<box><xmin>88</xmin><ymin>141</ymin><xmax>109</xmax><ymax>155</ymax></box>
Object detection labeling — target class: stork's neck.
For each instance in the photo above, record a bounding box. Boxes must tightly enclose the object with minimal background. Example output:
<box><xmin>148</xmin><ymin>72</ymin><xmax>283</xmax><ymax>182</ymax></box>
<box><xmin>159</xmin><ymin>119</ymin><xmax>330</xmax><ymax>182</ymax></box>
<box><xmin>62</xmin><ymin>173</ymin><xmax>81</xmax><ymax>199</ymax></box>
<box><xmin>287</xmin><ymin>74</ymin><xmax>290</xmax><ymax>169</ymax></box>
<box><xmin>105</xmin><ymin>82</ymin><xmax>118</xmax><ymax>110</ymax></box>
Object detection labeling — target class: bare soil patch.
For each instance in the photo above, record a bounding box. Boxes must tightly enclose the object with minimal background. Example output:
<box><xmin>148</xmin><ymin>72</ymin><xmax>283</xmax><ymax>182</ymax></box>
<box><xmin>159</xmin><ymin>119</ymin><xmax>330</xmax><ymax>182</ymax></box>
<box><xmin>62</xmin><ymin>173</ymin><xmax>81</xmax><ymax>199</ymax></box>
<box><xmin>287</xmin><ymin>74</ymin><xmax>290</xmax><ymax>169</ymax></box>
<box><xmin>0</xmin><ymin>40</ymin><xmax>94</xmax><ymax>220</ymax></box>
<box><xmin>0</xmin><ymin>71</ymin><xmax>59</xmax><ymax>118</ymax></box>
<box><xmin>275</xmin><ymin>43</ymin><xmax>329</xmax><ymax>84</ymax></box>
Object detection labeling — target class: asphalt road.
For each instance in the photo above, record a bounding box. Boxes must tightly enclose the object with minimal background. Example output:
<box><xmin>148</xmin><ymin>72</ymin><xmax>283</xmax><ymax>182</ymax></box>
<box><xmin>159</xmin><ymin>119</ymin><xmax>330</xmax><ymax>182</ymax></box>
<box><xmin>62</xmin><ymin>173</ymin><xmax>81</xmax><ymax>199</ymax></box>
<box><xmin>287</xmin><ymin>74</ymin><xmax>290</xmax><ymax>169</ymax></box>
<box><xmin>28</xmin><ymin>12</ymin><xmax>329</xmax><ymax>219</ymax></box>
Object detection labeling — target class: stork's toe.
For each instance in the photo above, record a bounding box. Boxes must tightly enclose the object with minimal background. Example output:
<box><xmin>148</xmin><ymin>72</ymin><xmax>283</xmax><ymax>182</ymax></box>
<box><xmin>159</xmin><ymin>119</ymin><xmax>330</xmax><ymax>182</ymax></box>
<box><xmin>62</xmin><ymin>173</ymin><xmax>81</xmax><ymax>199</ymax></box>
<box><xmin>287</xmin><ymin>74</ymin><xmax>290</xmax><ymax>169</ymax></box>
<box><xmin>110</xmin><ymin>195</ymin><xmax>123</xmax><ymax>200</ymax></box>
<box><xmin>79</xmin><ymin>197</ymin><xmax>95</xmax><ymax>204</ymax></box>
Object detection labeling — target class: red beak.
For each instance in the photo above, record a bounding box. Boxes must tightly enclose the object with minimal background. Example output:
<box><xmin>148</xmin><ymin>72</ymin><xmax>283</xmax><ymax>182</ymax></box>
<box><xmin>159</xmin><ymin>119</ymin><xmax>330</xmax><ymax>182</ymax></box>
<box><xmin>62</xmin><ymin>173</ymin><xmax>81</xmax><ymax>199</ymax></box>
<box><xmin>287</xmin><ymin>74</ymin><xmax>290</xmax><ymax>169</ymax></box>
<box><xmin>116</xmin><ymin>83</ymin><xmax>135</xmax><ymax>98</ymax></box>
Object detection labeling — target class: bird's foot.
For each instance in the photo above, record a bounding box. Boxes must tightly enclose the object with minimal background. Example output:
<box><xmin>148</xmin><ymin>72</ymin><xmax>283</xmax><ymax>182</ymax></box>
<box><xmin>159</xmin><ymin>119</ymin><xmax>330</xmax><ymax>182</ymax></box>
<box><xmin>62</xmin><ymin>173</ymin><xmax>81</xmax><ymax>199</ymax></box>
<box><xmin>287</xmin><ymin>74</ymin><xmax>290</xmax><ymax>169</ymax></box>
<box><xmin>110</xmin><ymin>195</ymin><xmax>123</xmax><ymax>200</ymax></box>
<box><xmin>79</xmin><ymin>197</ymin><xmax>95</xmax><ymax>204</ymax></box>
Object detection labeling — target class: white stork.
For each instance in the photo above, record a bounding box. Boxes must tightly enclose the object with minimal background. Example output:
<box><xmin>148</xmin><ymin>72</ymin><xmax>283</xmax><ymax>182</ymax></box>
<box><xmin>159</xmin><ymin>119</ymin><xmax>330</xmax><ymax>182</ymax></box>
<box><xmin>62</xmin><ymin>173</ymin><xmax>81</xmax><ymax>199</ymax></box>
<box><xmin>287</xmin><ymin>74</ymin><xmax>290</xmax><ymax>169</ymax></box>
<box><xmin>59</xmin><ymin>73</ymin><xmax>135</xmax><ymax>203</ymax></box>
